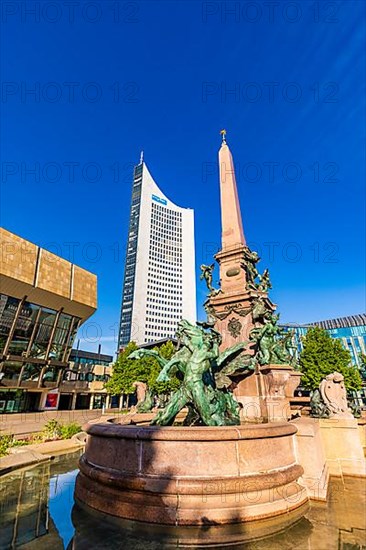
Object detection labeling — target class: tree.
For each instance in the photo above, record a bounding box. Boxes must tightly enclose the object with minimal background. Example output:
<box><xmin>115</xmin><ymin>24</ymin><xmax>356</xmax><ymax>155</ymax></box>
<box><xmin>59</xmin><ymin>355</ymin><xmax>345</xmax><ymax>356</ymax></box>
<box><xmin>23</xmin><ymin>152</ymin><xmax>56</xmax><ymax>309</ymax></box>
<box><xmin>105</xmin><ymin>340</ymin><xmax>179</xmax><ymax>397</ymax></box>
<box><xmin>299</xmin><ymin>327</ymin><xmax>362</xmax><ymax>392</ymax></box>
<box><xmin>359</xmin><ymin>353</ymin><xmax>366</xmax><ymax>382</ymax></box>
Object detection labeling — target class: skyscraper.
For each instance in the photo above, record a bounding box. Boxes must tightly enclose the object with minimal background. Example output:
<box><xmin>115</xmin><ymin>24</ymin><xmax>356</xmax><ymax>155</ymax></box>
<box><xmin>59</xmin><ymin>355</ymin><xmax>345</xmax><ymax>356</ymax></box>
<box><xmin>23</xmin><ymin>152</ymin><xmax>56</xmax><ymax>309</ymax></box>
<box><xmin>118</xmin><ymin>155</ymin><xmax>196</xmax><ymax>348</ymax></box>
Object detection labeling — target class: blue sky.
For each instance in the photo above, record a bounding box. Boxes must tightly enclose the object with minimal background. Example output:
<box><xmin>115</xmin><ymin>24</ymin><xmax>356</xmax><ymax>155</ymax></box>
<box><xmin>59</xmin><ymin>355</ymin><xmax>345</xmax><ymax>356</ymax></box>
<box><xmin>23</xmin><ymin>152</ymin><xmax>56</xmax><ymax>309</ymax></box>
<box><xmin>1</xmin><ymin>0</ymin><xmax>365</xmax><ymax>357</ymax></box>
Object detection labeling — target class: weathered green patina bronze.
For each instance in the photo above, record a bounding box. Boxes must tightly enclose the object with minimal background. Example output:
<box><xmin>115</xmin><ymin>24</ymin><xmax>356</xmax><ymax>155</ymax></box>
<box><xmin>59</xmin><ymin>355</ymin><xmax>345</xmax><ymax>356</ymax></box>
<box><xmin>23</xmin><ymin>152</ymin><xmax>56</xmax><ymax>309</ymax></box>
<box><xmin>249</xmin><ymin>314</ymin><xmax>294</xmax><ymax>365</ymax></box>
<box><xmin>241</xmin><ymin>247</ymin><xmax>261</xmax><ymax>290</ymax></box>
<box><xmin>130</xmin><ymin>381</ymin><xmax>154</xmax><ymax>413</ymax></box>
<box><xmin>257</xmin><ymin>268</ymin><xmax>272</xmax><ymax>292</ymax></box>
<box><xmin>200</xmin><ymin>264</ymin><xmax>221</xmax><ymax>296</ymax></box>
<box><xmin>137</xmin><ymin>389</ymin><xmax>154</xmax><ymax>413</ymax></box>
<box><xmin>129</xmin><ymin>320</ymin><xmax>250</xmax><ymax>426</ymax></box>
<box><xmin>309</xmin><ymin>389</ymin><xmax>331</xmax><ymax>418</ymax></box>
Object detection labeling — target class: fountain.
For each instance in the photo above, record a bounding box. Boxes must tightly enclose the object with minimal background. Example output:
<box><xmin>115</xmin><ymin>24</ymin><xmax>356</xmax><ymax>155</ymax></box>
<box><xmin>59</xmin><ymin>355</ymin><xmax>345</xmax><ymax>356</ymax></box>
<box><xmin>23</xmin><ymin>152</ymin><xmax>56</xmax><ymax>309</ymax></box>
<box><xmin>74</xmin><ymin>132</ymin><xmax>309</xmax><ymax>529</ymax></box>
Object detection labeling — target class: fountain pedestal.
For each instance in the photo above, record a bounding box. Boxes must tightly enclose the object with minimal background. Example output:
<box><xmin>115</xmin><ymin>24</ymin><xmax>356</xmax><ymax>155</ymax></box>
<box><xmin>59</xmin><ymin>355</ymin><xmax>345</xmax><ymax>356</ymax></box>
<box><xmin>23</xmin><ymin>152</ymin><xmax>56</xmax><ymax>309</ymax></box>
<box><xmin>234</xmin><ymin>364</ymin><xmax>302</xmax><ymax>422</ymax></box>
<box><xmin>75</xmin><ymin>421</ymin><xmax>308</xmax><ymax>526</ymax></box>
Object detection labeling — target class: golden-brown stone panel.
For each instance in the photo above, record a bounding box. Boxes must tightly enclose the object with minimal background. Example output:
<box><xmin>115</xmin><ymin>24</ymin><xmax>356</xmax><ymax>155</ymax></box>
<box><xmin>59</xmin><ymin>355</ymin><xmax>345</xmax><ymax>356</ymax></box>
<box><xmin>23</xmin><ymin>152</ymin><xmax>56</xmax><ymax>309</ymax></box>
<box><xmin>72</xmin><ymin>265</ymin><xmax>97</xmax><ymax>308</ymax></box>
<box><xmin>0</xmin><ymin>227</ymin><xmax>37</xmax><ymax>285</ymax></box>
<box><xmin>36</xmin><ymin>248</ymin><xmax>71</xmax><ymax>298</ymax></box>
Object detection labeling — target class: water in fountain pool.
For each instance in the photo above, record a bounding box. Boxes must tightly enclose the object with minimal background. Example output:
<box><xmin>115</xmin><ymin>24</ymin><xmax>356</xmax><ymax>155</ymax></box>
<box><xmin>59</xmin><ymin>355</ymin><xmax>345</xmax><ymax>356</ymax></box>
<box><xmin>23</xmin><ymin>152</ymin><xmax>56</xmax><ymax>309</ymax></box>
<box><xmin>0</xmin><ymin>450</ymin><xmax>364</xmax><ymax>549</ymax></box>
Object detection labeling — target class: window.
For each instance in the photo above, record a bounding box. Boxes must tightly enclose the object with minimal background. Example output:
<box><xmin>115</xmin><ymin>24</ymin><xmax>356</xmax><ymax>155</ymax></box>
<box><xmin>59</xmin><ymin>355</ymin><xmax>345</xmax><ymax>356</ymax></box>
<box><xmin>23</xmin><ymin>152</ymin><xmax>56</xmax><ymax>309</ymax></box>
<box><xmin>2</xmin><ymin>360</ymin><xmax>22</xmax><ymax>381</ymax></box>
<box><xmin>29</xmin><ymin>308</ymin><xmax>57</xmax><ymax>359</ymax></box>
<box><xmin>49</xmin><ymin>313</ymin><xmax>72</xmax><ymax>361</ymax></box>
<box><xmin>0</xmin><ymin>295</ymin><xmax>19</xmax><ymax>353</ymax></box>
<box><xmin>7</xmin><ymin>301</ymin><xmax>36</xmax><ymax>355</ymax></box>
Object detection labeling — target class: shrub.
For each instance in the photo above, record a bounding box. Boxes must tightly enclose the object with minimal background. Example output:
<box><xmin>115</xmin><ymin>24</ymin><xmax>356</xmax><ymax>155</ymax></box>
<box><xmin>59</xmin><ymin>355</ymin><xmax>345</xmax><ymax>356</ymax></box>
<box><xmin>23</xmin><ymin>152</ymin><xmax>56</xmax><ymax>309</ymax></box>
<box><xmin>9</xmin><ymin>438</ymin><xmax>30</xmax><ymax>447</ymax></box>
<box><xmin>0</xmin><ymin>421</ymin><xmax>83</xmax><ymax>457</ymax></box>
<box><xmin>60</xmin><ymin>422</ymin><xmax>82</xmax><ymax>439</ymax></box>
<box><xmin>42</xmin><ymin>419</ymin><xmax>62</xmax><ymax>441</ymax></box>
<box><xmin>42</xmin><ymin>420</ymin><xmax>82</xmax><ymax>441</ymax></box>
<box><xmin>0</xmin><ymin>435</ymin><xmax>12</xmax><ymax>457</ymax></box>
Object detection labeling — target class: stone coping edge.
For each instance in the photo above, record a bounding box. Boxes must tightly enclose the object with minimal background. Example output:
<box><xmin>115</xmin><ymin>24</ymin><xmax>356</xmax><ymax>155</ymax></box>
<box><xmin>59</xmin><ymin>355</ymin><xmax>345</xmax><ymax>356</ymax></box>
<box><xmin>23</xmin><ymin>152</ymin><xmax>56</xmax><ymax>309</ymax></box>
<box><xmin>0</xmin><ymin>438</ymin><xmax>85</xmax><ymax>477</ymax></box>
<box><xmin>0</xmin><ymin>450</ymin><xmax>50</xmax><ymax>477</ymax></box>
<box><xmin>79</xmin><ymin>455</ymin><xmax>304</xmax><ymax>494</ymax></box>
<box><xmin>86</xmin><ymin>421</ymin><xmax>297</xmax><ymax>441</ymax></box>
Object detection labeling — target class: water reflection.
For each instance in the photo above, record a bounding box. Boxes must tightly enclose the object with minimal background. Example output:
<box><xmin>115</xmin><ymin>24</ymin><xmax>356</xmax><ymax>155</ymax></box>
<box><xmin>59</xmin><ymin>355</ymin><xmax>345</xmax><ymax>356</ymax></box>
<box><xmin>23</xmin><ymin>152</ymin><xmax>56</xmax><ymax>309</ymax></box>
<box><xmin>69</xmin><ymin>504</ymin><xmax>314</xmax><ymax>549</ymax></box>
<box><xmin>0</xmin><ymin>463</ymin><xmax>49</xmax><ymax>548</ymax></box>
<box><xmin>0</xmin><ymin>452</ymin><xmax>365</xmax><ymax>549</ymax></box>
<box><xmin>0</xmin><ymin>452</ymin><xmax>81</xmax><ymax>550</ymax></box>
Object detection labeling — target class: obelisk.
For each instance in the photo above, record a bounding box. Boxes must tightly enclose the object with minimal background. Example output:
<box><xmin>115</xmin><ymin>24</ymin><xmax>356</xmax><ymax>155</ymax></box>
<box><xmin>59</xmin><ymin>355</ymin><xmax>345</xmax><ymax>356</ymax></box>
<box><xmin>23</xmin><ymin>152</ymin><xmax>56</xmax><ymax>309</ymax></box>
<box><xmin>218</xmin><ymin>130</ymin><xmax>246</xmax><ymax>250</ymax></box>
<box><xmin>207</xmin><ymin>131</ymin><xmax>262</xmax><ymax>348</ymax></box>
<box><xmin>206</xmin><ymin>131</ymin><xmax>300</xmax><ymax>422</ymax></box>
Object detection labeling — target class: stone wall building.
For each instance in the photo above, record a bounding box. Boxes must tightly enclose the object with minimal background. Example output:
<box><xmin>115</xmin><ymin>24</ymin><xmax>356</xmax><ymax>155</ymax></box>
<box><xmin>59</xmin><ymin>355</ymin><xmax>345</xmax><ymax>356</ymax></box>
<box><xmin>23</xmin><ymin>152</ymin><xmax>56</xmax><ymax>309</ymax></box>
<box><xmin>0</xmin><ymin>228</ymin><xmax>97</xmax><ymax>412</ymax></box>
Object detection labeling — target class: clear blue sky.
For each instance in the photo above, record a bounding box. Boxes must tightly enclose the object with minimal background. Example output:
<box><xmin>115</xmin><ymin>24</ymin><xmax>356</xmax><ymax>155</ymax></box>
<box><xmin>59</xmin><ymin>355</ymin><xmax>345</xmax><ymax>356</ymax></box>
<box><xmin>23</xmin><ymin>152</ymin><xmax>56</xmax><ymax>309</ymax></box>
<box><xmin>1</xmin><ymin>1</ymin><xmax>365</xmax><ymax>357</ymax></box>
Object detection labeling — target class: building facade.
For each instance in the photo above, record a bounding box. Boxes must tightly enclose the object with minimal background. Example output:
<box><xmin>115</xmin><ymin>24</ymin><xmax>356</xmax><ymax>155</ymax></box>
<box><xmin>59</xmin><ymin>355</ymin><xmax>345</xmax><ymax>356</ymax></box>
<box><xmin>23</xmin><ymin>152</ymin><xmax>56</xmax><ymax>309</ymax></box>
<box><xmin>282</xmin><ymin>313</ymin><xmax>366</xmax><ymax>367</ymax></box>
<box><xmin>0</xmin><ymin>228</ymin><xmax>97</xmax><ymax>412</ymax></box>
<box><xmin>59</xmin><ymin>348</ymin><xmax>113</xmax><ymax>410</ymax></box>
<box><xmin>118</xmin><ymin>157</ymin><xmax>196</xmax><ymax>348</ymax></box>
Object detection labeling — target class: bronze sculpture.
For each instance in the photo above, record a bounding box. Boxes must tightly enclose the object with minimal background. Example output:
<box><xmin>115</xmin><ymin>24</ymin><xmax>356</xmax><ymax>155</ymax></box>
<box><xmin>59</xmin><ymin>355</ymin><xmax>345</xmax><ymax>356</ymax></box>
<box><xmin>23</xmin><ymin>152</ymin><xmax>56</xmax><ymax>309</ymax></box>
<box><xmin>257</xmin><ymin>268</ymin><xmax>272</xmax><ymax>292</ymax></box>
<box><xmin>249</xmin><ymin>314</ymin><xmax>293</xmax><ymax>365</ymax></box>
<box><xmin>200</xmin><ymin>263</ymin><xmax>220</xmax><ymax>296</ymax></box>
<box><xmin>200</xmin><ymin>263</ymin><xmax>215</xmax><ymax>291</ymax></box>
<box><xmin>241</xmin><ymin>247</ymin><xmax>260</xmax><ymax>290</ymax></box>
<box><xmin>129</xmin><ymin>320</ymin><xmax>248</xmax><ymax>426</ymax></box>
<box><xmin>131</xmin><ymin>381</ymin><xmax>154</xmax><ymax>413</ymax></box>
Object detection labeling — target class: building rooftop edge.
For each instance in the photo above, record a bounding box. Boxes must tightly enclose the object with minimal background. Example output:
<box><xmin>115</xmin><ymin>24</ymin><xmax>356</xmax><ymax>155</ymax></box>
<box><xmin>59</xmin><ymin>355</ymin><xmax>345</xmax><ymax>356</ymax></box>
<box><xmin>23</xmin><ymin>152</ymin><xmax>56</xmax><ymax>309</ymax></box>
<box><xmin>0</xmin><ymin>226</ymin><xmax>97</xmax><ymax>278</ymax></box>
<box><xmin>140</xmin><ymin>162</ymin><xmax>194</xmax><ymax>213</ymax></box>
<box><xmin>281</xmin><ymin>313</ymin><xmax>366</xmax><ymax>330</ymax></box>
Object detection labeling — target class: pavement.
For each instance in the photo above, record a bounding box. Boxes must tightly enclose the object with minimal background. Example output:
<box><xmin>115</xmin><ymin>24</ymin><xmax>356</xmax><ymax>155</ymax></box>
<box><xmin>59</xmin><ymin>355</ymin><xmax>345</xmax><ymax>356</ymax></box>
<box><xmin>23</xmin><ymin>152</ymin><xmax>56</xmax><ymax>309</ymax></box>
<box><xmin>0</xmin><ymin>409</ymin><xmax>108</xmax><ymax>437</ymax></box>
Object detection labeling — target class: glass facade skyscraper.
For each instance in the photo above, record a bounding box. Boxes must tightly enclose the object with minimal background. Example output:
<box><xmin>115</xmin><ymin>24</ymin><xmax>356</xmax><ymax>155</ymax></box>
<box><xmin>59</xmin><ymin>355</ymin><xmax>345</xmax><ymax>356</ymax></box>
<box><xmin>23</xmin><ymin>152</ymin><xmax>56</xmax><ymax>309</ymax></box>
<box><xmin>118</xmin><ymin>158</ymin><xmax>196</xmax><ymax>349</ymax></box>
<box><xmin>281</xmin><ymin>313</ymin><xmax>366</xmax><ymax>367</ymax></box>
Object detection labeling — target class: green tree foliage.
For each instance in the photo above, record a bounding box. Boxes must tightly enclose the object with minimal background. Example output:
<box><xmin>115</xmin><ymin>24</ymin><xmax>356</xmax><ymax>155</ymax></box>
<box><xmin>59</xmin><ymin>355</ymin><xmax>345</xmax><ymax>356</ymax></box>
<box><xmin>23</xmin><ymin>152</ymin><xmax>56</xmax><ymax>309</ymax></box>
<box><xmin>105</xmin><ymin>340</ymin><xmax>179</xmax><ymax>396</ymax></box>
<box><xmin>359</xmin><ymin>353</ymin><xmax>366</xmax><ymax>381</ymax></box>
<box><xmin>299</xmin><ymin>327</ymin><xmax>362</xmax><ymax>392</ymax></box>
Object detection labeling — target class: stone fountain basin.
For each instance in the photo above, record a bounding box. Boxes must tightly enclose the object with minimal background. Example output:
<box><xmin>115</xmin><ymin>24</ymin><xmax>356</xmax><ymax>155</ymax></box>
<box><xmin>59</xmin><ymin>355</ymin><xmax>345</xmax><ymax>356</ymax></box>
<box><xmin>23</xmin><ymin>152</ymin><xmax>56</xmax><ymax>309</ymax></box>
<box><xmin>74</xmin><ymin>421</ymin><xmax>308</xmax><ymax>526</ymax></box>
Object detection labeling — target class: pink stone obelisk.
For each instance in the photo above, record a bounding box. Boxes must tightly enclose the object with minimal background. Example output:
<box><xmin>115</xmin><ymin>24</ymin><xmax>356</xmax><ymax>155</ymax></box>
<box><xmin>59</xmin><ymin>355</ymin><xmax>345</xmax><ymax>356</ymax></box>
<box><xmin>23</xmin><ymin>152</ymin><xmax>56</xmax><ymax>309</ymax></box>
<box><xmin>207</xmin><ymin>131</ymin><xmax>253</xmax><ymax>345</ymax></box>
<box><xmin>218</xmin><ymin>131</ymin><xmax>246</xmax><ymax>251</ymax></box>
<box><xmin>207</xmin><ymin>131</ymin><xmax>300</xmax><ymax>422</ymax></box>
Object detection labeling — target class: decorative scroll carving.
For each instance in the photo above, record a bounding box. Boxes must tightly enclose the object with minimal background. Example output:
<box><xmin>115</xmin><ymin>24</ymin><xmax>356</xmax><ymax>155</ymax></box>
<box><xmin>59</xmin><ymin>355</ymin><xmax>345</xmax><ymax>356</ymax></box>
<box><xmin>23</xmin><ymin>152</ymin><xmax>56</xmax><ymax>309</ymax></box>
<box><xmin>214</xmin><ymin>303</ymin><xmax>252</xmax><ymax>321</ymax></box>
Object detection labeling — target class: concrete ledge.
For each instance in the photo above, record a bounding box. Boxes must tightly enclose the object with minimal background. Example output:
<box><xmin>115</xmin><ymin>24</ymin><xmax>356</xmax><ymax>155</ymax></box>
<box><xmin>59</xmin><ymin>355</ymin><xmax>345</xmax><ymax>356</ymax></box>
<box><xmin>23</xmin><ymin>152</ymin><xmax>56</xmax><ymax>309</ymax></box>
<box><xmin>23</xmin><ymin>438</ymin><xmax>84</xmax><ymax>456</ymax></box>
<box><xmin>292</xmin><ymin>417</ymin><xmax>329</xmax><ymax>501</ymax></box>
<box><xmin>319</xmin><ymin>418</ymin><xmax>366</xmax><ymax>478</ymax></box>
<box><xmin>0</xmin><ymin>437</ymin><xmax>85</xmax><ymax>476</ymax></box>
<box><xmin>0</xmin><ymin>450</ymin><xmax>50</xmax><ymax>476</ymax></box>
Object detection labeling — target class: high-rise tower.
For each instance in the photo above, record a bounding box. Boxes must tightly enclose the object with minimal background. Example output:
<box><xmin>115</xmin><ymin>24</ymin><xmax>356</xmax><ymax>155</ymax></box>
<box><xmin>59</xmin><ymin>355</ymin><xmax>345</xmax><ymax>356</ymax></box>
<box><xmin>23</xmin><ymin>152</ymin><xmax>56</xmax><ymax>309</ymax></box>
<box><xmin>118</xmin><ymin>157</ymin><xmax>196</xmax><ymax>349</ymax></box>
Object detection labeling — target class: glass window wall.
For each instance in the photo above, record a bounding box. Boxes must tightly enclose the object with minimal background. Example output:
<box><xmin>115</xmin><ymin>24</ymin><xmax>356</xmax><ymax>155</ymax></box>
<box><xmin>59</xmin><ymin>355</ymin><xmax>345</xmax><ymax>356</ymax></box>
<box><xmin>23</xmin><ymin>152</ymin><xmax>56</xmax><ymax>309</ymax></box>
<box><xmin>0</xmin><ymin>293</ymin><xmax>81</xmax><ymax>362</ymax></box>
<box><xmin>2</xmin><ymin>360</ymin><xmax>23</xmax><ymax>381</ymax></box>
<box><xmin>29</xmin><ymin>308</ymin><xmax>57</xmax><ymax>359</ymax></box>
<box><xmin>21</xmin><ymin>363</ymin><xmax>42</xmax><ymax>382</ymax></box>
<box><xmin>0</xmin><ymin>295</ymin><xmax>19</xmax><ymax>353</ymax></box>
<box><xmin>49</xmin><ymin>313</ymin><xmax>72</xmax><ymax>361</ymax></box>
